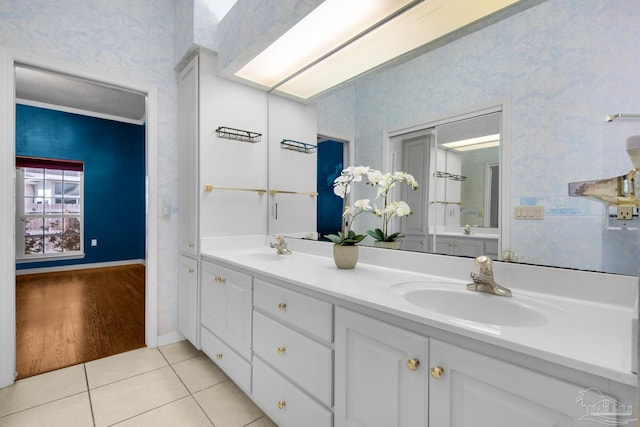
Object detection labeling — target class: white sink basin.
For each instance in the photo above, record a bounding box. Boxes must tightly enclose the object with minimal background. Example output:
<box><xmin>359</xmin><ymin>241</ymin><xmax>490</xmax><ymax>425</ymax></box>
<box><xmin>393</xmin><ymin>282</ymin><xmax>570</xmax><ymax>327</ymax></box>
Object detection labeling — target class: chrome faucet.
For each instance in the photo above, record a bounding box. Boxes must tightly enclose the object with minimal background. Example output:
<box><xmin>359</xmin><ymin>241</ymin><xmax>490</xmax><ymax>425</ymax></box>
<box><xmin>270</xmin><ymin>235</ymin><xmax>292</xmax><ymax>255</ymax></box>
<box><xmin>466</xmin><ymin>255</ymin><xmax>512</xmax><ymax>297</ymax></box>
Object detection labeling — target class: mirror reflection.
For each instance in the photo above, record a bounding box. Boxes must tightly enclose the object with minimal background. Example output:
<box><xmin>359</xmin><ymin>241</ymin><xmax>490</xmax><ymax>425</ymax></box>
<box><xmin>268</xmin><ymin>1</ymin><xmax>639</xmax><ymax>276</ymax></box>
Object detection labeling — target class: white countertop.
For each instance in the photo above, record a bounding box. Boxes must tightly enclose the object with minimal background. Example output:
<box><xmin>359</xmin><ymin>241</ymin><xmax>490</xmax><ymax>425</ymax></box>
<box><xmin>201</xmin><ymin>236</ymin><xmax>637</xmax><ymax>387</ymax></box>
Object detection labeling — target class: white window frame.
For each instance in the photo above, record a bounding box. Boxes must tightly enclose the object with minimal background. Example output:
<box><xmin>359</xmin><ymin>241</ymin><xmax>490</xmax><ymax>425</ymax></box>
<box><xmin>15</xmin><ymin>162</ymin><xmax>85</xmax><ymax>262</ymax></box>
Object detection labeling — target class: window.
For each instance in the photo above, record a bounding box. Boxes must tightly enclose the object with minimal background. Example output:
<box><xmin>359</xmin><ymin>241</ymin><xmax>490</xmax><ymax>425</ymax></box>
<box><xmin>16</xmin><ymin>156</ymin><xmax>84</xmax><ymax>261</ymax></box>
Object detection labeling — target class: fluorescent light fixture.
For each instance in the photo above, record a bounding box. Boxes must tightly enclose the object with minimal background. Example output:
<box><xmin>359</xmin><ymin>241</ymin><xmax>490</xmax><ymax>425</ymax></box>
<box><xmin>441</xmin><ymin>134</ymin><xmax>500</xmax><ymax>151</ymax></box>
<box><xmin>235</xmin><ymin>0</ymin><xmax>417</xmax><ymax>89</ymax></box>
<box><xmin>274</xmin><ymin>0</ymin><xmax>520</xmax><ymax>99</ymax></box>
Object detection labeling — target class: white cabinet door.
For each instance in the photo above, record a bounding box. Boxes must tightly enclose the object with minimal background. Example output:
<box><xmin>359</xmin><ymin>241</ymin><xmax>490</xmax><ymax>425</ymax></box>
<box><xmin>200</xmin><ymin>260</ymin><xmax>252</xmax><ymax>360</ymax></box>
<box><xmin>177</xmin><ymin>255</ymin><xmax>198</xmax><ymax>346</ymax></box>
<box><xmin>429</xmin><ymin>339</ymin><xmax>613</xmax><ymax>427</ymax></box>
<box><xmin>222</xmin><ymin>270</ymin><xmax>253</xmax><ymax>360</ymax></box>
<box><xmin>178</xmin><ymin>55</ymin><xmax>198</xmax><ymax>256</ymax></box>
<box><xmin>200</xmin><ymin>260</ymin><xmax>225</xmax><ymax>337</ymax></box>
<box><xmin>453</xmin><ymin>238</ymin><xmax>484</xmax><ymax>257</ymax></box>
<box><xmin>335</xmin><ymin>308</ymin><xmax>428</xmax><ymax>427</ymax></box>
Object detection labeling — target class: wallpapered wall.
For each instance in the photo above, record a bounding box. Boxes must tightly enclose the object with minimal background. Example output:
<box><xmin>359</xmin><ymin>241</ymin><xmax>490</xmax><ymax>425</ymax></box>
<box><xmin>15</xmin><ymin>105</ymin><xmax>145</xmax><ymax>270</ymax></box>
<box><xmin>317</xmin><ymin>0</ymin><xmax>640</xmax><ymax>275</ymax></box>
<box><xmin>1</xmin><ymin>0</ymin><xmax>179</xmax><ymax>335</ymax></box>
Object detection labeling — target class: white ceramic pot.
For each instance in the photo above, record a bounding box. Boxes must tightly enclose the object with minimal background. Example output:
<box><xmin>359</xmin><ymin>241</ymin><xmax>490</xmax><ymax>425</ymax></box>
<box><xmin>333</xmin><ymin>244</ymin><xmax>359</xmax><ymax>269</ymax></box>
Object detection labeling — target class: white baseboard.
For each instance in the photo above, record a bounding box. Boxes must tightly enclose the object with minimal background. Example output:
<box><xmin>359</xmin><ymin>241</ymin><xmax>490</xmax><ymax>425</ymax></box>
<box><xmin>156</xmin><ymin>331</ymin><xmax>185</xmax><ymax>348</ymax></box>
<box><xmin>15</xmin><ymin>259</ymin><xmax>146</xmax><ymax>275</ymax></box>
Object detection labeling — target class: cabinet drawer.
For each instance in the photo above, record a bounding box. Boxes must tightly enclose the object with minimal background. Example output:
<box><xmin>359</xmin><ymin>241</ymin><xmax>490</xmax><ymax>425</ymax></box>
<box><xmin>254</xmin><ymin>279</ymin><xmax>333</xmax><ymax>342</ymax></box>
<box><xmin>253</xmin><ymin>311</ymin><xmax>332</xmax><ymax>407</ymax></box>
<box><xmin>253</xmin><ymin>357</ymin><xmax>332</xmax><ymax>427</ymax></box>
<box><xmin>201</xmin><ymin>327</ymin><xmax>251</xmax><ymax>394</ymax></box>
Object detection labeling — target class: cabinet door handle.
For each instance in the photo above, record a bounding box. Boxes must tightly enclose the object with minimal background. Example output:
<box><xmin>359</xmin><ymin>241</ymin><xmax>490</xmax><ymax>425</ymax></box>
<box><xmin>430</xmin><ymin>366</ymin><xmax>445</xmax><ymax>379</ymax></box>
<box><xmin>216</xmin><ymin>353</ymin><xmax>223</xmax><ymax>360</ymax></box>
<box><xmin>277</xmin><ymin>401</ymin><xmax>286</xmax><ymax>410</ymax></box>
<box><xmin>188</xmin><ymin>268</ymin><xmax>194</xmax><ymax>273</ymax></box>
<box><xmin>277</xmin><ymin>346</ymin><xmax>287</xmax><ymax>355</ymax></box>
<box><xmin>407</xmin><ymin>358</ymin><xmax>420</xmax><ymax>371</ymax></box>
<box><xmin>278</xmin><ymin>302</ymin><xmax>287</xmax><ymax>311</ymax></box>
<box><xmin>214</xmin><ymin>276</ymin><xmax>226</xmax><ymax>284</ymax></box>
<box><xmin>188</xmin><ymin>242</ymin><xmax>195</xmax><ymax>248</ymax></box>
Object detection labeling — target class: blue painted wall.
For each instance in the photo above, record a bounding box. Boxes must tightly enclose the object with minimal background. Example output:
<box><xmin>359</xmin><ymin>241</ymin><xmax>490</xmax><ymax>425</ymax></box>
<box><xmin>15</xmin><ymin>104</ymin><xmax>145</xmax><ymax>270</ymax></box>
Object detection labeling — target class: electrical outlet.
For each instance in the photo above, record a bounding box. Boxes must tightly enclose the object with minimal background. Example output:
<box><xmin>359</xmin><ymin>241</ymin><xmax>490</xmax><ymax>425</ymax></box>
<box><xmin>617</xmin><ymin>206</ymin><xmax>633</xmax><ymax>220</ymax></box>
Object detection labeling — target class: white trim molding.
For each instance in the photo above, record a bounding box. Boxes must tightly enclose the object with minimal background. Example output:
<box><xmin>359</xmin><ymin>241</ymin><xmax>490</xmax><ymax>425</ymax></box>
<box><xmin>0</xmin><ymin>49</ymin><xmax>159</xmax><ymax>387</ymax></box>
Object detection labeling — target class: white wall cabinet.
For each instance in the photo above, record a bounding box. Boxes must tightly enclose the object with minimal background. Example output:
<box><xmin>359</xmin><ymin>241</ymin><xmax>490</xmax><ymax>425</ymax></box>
<box><xmin>334</xmin><ymin>307</ymin><xmax>428</xmax><ymax>427</ymax></box>
<box><xmin>200</xmin><ymin>259</ymin><xmax>253</xmax><ymax>392</ymax></box>
<box><xmin>429</xmin><ymin>339</ymin><xmax>612</xmax><ymax>427</ymax></box>
<box><xmin>177</xmin><ymin>255</ymin><xmax>198</xmax><ymax>346</ymax></box>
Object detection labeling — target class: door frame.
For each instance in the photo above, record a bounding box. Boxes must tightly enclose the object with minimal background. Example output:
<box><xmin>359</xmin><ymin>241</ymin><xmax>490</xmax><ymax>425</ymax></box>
<box><xmin>0</xmin><ymin>49</ymin><xmax>159</xmax><ymax>388</ymax></box>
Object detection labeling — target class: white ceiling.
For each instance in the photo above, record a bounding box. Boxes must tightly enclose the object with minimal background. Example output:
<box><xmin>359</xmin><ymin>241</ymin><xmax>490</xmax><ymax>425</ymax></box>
<box><xmin>15</xmin><ymin>66</ymin><xmax>146</xmax><ymax>123</ymax></box>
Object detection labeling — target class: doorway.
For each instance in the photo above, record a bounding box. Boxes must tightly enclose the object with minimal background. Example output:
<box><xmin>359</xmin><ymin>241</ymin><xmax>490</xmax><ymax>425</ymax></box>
<box><xmin>317</xmin><ymin>136</ymin><xmax>350</xmax><ymax>240</ymax></box>
<box><xmin>0</xmin><ymin>52</ymin><xmax>159</xmax><ymax>388</ymax></box>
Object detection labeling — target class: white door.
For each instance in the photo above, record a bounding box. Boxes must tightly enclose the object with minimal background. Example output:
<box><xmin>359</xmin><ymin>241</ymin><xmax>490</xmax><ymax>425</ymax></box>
<box><xmin>335</xmin><ymin>308</ymin><xmax>428</xmax><ymax>427</ymax></box>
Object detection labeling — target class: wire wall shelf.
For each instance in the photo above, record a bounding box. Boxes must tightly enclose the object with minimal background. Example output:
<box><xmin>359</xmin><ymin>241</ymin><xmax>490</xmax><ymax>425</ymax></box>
<box><xmin>280</xmin><ymin>139</ymin><xmax>317</xmax><ymax>154</ymax></box>
<box><xmin>436</xmin><ymin>171</ymin><xmax>467</xmax><ymax>181</ymax></box>
<box><xmin>215</xmin><ymin>126</ymin><xmax>262</xmax><ymax>143</ymax></box>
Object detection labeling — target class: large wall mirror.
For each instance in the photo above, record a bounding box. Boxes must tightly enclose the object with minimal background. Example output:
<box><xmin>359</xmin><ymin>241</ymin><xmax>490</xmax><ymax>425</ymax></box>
<box><xmin>267</xmin><ymin>0</ymin><xmax>639</xmax><ymax>277</ymax></box>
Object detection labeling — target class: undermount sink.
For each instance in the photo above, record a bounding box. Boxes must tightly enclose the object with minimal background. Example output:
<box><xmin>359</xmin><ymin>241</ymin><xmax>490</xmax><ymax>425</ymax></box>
<box><xmin>393</xmin><ymin>282</ymin><xmax>568</xmax><ymax>327</ymax></box>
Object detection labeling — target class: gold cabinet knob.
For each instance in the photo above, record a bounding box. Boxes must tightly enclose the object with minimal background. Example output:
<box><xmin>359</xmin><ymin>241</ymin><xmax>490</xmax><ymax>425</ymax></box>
<box><xmin>219</xmin><ymin>277</ymin><xmax>225</xmax><ymax>284</ymax></box>
<box><xmin>278</xmin><ymin>302</ymin><xmax>287</xmax><ymax>311</ymax></box>
<box><xmin>277</xmin><ymin>401</ymin><xmax>286</xmax><ymax>410</ymax></box>
<box><xmin>188</xmin><ymin>242</ymin><xmax>195</xmax><ymax>248</ymax></box>
<box><xmin>407</xmin><ymin>358</ymin><xmax>420</xmax><ymax>371</ymax></box>
<box><xmin>188</xmin><ymin>268</ymin><xmax>194</xmax><ymax>273</ymax></box>
<box><xmin>214</xmin><ymin>276</ymin><xmax>226</xmax><ymax>284</ymax></box>
<box><xmin>216</xmin><ymin>353</ymin><xmax>223</xmax><ymax>360</ymax></box>
<box><xmin>430</xmin><ymin>366</ymin><xmax>445</xmax><ymax>379</ymax></box>
<box><xmin>277</xmin><ymin>346</ymin><xmax>287</xmax><ymax>355</ymax></box>
<box><xmin>214</xmin><ymin>276</ymin><xmax>219</xmax><ymax>283</ymax></box>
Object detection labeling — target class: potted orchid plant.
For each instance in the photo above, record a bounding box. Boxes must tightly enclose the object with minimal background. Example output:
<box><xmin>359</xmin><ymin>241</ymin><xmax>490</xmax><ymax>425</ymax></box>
<box><xmin>366</xmin><ymin>171</ymin><xmax>419</xmax><ymax>248</ymax></box>
<box><xmin>327</xmin><ymin>166</ymin><xmax>372</xmax><ymax>268</ymax></box>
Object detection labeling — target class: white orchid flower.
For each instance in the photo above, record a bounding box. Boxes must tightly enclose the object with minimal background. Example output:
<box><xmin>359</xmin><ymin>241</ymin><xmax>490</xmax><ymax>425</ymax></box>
<box><xmin>394</xmin><ymin>201</ymin><xmax>411</xmax><ymax>216</ymax></box>
<box><xmin>353</xmin><ymin>199</ymin><xmax>372</xmax><ymax>210</ymax></box>
<box><xmin>367</xmin><ymin>169</ymin><xmax>383</xmax><ymax>185</ymax></box>
<box><xmin>333</xmin><ymin>183</ymin><xmax>348</xmax><ymax>198</ymax></box>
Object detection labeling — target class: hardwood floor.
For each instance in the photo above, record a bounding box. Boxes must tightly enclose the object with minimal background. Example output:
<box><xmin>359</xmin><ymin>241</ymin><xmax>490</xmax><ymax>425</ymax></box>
<box><xmin>15</xmin><ymin>264</ymin><xmax>145</xmax><ymax>379</ymax></box>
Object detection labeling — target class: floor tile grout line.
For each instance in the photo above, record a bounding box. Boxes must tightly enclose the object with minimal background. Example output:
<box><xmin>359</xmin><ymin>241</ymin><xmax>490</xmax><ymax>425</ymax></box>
<box><xmin>84</xmin><ymin>363</ymin><xmax>97</xmax><ymax>427</ymax></box>
<box><xmin>0</xmin><ymin>390</ymin><xmax>88</xmax><ymax>421</ymax></box>
<box><xmin>161</xmin><ymin>349</ymin><xmax>218</xmax><ymax>426</ymax></box>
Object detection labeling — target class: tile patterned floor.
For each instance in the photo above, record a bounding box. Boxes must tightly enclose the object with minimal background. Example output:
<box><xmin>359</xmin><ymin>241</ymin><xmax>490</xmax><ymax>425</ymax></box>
<box><xmin>0</xmin><ymin>341</ymin><xmax>277</xmax><ymax>427</ymax></box>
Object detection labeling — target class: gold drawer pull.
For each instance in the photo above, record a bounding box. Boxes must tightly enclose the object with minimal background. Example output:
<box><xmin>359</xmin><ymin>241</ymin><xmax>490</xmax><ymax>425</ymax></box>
<box><xmin>278</xmin><ymin>302</ymin><xmax>287</xmax><ymax>311</ymax></box>
<box><xmin>188</xmin><ymin>268</ymin><xmax>194</xmax><ymax>273</ymax></box>
<box><xmin>277</xmin><ymin>346</ymin><xmax>287</xmax><ymax>355</ymax></box>
<box><xmin>407</xmin><ymin>358</ymin><xmax>420</xmax><ymax>371</ymax></box>
<box><xmin>277</xmin><ymin>401</ymin><xmax>286</xmax><ymax>410</ymax></box>
<box><xmin>216</xmin><ymin>353</ymin><xmax>223</xmax><ymax>360</ymax></box>
<box><xmin>431</xmin><ymin>366</ymin><xmax>445</xmax><ymax>379</ymax></box>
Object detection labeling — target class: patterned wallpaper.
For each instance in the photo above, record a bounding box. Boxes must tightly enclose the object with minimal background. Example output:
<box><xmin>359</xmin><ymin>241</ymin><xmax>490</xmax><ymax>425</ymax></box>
<box><xmin>317</xmin><ymin>0</ymin><xmax>640</xmax><ymax>275</ymax></box>
<box><xmin>0</xmin><ymin>0</ymin><xmax>179</xmax><ymax>334</ymax></box>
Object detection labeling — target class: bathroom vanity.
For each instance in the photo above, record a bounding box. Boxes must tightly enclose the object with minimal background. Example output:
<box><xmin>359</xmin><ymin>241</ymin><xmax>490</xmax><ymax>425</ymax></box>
<box><xmin>188</xmin><ymin>236</ymin><xmax>637</xmax><ymax>427</ymax></box>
